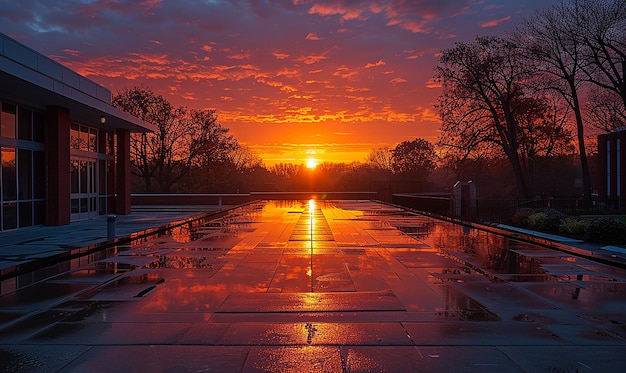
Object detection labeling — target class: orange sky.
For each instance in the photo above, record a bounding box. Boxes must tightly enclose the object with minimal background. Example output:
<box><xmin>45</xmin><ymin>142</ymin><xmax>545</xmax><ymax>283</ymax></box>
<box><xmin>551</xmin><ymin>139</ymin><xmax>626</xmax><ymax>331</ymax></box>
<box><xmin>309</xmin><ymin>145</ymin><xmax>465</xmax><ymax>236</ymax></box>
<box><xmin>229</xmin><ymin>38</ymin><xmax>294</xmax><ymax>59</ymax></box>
<box><xmin>1</xmin><ymin>0</ymin><xmax>557</xmax><ymax>166</ymax></box>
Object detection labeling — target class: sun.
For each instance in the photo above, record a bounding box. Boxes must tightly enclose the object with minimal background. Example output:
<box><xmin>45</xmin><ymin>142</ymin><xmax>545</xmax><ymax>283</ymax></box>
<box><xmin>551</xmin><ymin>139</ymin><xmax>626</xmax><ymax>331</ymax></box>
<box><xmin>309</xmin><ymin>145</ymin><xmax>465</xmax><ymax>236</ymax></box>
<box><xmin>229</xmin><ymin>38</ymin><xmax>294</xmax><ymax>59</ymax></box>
<box><xmin>306</xmin><ymin>158</ymin><xmax>318</xmax><ymax>169</ymax></box>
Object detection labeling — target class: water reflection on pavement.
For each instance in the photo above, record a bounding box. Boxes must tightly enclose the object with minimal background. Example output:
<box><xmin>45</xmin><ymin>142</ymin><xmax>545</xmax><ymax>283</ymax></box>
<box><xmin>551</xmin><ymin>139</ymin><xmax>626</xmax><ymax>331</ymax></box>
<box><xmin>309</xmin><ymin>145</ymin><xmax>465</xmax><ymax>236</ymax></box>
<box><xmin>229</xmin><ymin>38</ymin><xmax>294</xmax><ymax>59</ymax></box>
<box><xmin>1</xmin><ymin>200</ymin><xmax>626</xmax><ymax>372</ymax></box>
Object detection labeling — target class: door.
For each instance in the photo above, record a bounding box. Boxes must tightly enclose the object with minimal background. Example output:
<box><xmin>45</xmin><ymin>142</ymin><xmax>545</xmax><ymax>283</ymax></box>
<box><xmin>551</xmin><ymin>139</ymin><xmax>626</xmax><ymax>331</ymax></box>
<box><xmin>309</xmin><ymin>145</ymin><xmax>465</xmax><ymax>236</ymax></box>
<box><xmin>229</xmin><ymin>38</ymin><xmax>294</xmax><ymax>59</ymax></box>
<box><xmin>71</xmin><ymin>158</ymin><xmax>98</xmax><ymax>221</ymax></box>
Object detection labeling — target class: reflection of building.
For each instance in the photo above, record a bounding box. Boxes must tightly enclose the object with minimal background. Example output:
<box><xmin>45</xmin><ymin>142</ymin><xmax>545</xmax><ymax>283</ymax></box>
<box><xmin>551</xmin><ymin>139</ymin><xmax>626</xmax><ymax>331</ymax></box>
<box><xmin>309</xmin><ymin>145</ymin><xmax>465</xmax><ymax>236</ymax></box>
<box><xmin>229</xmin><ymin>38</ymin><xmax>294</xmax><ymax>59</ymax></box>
<box><xmin>598</xmin><ymin>128</ymin><xmax>626</xmax><ymax>208</ymax></box>
<box><xmin>0</xmin><ymin>33</ymin><xmax>153</xmax><ymax>231</ymax></box>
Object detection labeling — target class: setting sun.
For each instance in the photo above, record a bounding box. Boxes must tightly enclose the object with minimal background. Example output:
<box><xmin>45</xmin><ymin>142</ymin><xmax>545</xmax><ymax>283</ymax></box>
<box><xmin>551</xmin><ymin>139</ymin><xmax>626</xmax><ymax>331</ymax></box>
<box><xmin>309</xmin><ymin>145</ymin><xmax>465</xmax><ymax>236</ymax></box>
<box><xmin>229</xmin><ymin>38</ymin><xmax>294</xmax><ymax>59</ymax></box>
<box><xmin>306</xmin><ymin>158</ymin><xmax>318</xmax><ymax>169</ymax></box>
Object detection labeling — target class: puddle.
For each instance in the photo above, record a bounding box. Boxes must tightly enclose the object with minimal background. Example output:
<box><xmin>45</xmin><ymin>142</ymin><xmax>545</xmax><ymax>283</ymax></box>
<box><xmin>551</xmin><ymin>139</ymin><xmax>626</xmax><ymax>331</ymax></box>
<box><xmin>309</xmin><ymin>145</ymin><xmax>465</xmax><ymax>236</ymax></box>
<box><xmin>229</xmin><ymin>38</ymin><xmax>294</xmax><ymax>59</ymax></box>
<box><xmin>145</xmin><ymin>255</ymin><xmax>223</xmax><ymax>269</ymax></box>
<box><xmin>437</xmin><ymin>286</ymin><xmax>501</xmax><ymax>321</ymax></box>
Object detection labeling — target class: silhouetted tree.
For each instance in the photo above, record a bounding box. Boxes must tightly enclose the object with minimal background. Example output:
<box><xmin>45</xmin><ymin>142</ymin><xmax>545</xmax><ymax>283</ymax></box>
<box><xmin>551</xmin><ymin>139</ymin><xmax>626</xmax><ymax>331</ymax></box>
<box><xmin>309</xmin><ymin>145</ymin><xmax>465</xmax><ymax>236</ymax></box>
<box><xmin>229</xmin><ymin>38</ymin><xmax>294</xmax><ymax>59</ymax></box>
<box><xmin>576</xmin><ymin>0</ymin><xmax>626</xmax><ymax>110</ymax></box>
<box><xmin>585</xmin><ymin>86</ymin><xmax>626</xmax><ymax>131</ymax></box>
<box><xmin>113</xmin><ymin>87</ymin><xmax>237</xmax><ymax>192</ymax></box>
<box><xmin>517</xmin><ymin>0</ymin><xmax>592</xmax><ymax>198</ymax></box>
<box><xmin>367</xmin><ymin>147</ymin><xmax>393</xmax><ymax>171</ymax></box>
<box><xmin>391</xmin><ymin>138</ymin><xmax>436</xmax><ymax>187</ymax></box>
<box><xmin>436</xmin><ymin>36</ymin><xmax>534</xmax><ymax>198</ymax></box>
<box><xmin>229</xmin><ymin>146</ymin><xmax>262</xmax><ymax>172</ymax></box>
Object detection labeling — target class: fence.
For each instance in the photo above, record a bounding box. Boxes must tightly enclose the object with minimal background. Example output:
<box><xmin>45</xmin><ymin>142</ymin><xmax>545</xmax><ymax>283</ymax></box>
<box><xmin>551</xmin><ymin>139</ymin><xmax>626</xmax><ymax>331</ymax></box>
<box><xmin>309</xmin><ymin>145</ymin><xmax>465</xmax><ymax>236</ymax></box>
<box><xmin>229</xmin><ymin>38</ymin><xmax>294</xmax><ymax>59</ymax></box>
<box><xmin>392</xmin><ymin>194</ymin><xmax>626</xmax><ymax>223</ymax></box>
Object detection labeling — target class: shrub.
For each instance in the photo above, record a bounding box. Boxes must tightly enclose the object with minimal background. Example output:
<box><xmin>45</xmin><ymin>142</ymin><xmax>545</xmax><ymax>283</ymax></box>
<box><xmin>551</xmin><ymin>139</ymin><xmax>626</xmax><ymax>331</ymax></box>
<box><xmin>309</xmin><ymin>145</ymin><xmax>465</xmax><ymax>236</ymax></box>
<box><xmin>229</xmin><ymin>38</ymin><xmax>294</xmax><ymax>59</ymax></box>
<box><xmin>538</xmin><ymin>209</ymin><xmax>567</xmax><ymax>232</ymax></box>
<box><xmin>524</xmin><ymin>209</ymin><xmax>567</xmax><ymax>233</ymax></box>
<box><xmin>526</xmin><ymin>212</ymin><xmax>547</xmax><ymax>230</ymax></box>
<box><xmin>584</xmin><ymin>217</ymin><xmax>626</xmax><ymax>244</ymax></box>
<box><xmin>558</xmin><ymin>217</ymin><xmax>588</xmax><ymax>236</ymax></box>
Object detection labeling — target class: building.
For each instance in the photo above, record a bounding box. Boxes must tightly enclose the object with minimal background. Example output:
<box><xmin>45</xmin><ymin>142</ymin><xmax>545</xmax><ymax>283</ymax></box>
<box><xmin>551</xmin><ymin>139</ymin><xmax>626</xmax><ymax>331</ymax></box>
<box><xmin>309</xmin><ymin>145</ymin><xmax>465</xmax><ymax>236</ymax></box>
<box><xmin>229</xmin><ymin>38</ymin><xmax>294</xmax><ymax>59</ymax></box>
<box><xmin>0</xmin><ymin>33</ymin><xmax>153</xmax><ymax>231</ymax></box>
<box><xmin>597</xmin><ymin>127</ymin><xmax>626</xmax><ymax>209</ymax></box>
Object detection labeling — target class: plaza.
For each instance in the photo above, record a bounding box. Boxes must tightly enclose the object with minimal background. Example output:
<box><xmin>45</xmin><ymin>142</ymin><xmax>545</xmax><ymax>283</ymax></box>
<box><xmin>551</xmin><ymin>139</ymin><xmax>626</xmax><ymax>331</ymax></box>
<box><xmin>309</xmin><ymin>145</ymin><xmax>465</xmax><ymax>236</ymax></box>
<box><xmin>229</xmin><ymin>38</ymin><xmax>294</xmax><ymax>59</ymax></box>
<box><xmin>1</xmin><ymin>200</ymin><xmax>625</xmax><ymax>372</ymax></box>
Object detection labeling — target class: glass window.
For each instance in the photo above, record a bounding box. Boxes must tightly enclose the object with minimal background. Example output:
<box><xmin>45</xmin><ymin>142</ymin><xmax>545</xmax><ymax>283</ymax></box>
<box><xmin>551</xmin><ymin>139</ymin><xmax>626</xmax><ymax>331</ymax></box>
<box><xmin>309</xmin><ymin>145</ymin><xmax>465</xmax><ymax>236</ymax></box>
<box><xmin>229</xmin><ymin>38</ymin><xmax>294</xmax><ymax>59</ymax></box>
<box><xmin>3</xmin><ymin>203</ymin><xmax>17</xmax><ymax>230</ymax></box>
<box><xmin>71</xmin><ymin>198</ymin><xmax>79</xmax><ymax>214</ymax></box>
<box><xmin>80</xmin><ymin>160</ymin><xmax>87</xmax><ymax>193</ymax></box>
<box><xmin>33</xmin><ymin>151</ymin><xmax>45</xmax><ymax>199</ymax></box>
<box><xmin>0</xmin><ymin>104</ymin><xmax>46</xmax><ymax>231</ymax></box>
<box><xmin>19</xmin><ymin>202</ymin><xmax>32</xmax><ymax>228</ymax></box>
<box><xmin>18</xmin><ymin>107</ymin><xmax>32</xmax><ymax>141</ymax></box>
<box><xmin>1</xmin><ymin>103</ymin><xmax>16</xmax><ymax>138</ymax></box>
<box><xmin>89</xmin><ymin>128</ymin><xmax>97</xmax><ymax>152</ymax></box>
<box><xmin>71</xmin><ymin>124</ymin><xmax>80</xmax><ymax>150</ymax></box>
<box><xmin>2</xmin><ymin>147</ymin><xmax>17</xmax><ymax>201</ymax></box>
<box><xmin>70</xmin><ymin>160</ymin><xmax>79</xmax><ymax>194</ymax></box>
<box><xmin>89</xmin><ymin>161</ymin><xmax>95</xmax><ymax>193</ymax></box>
<box><xmin>99</xmin><ymin>197</ymin><xmax>107</xmax><ymax>215</ymax></box>
<box><xmin>99</xmin><ymin>160</ymin><xmax>107</xmax><ymax>195</ymax></box>
<box><xmin>18</xmin><ymin>150</ymin><xmax>32</xmax><ymax>200</ymax></box>
<box><xmin>34</xmin><ymin>201</ymin><xmax>45</xmax><ymax>225</ymax></box>
<box><xmin>80</xmin><ymin>126</ymin><xmax>89</xmax><ymax>151</ymax></box>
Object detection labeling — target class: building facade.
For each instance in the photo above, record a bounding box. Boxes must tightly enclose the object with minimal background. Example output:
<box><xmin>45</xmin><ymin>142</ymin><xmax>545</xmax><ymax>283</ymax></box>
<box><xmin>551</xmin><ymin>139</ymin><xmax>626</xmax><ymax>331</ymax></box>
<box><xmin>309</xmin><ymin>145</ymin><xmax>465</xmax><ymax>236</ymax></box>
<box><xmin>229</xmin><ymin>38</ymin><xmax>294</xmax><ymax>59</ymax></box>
<box><xmin>0</xmin><ymin>33</ymin><xmax>153</xmax><ymax>231</ymax></box>
<box><xmin>597</xmin><ymin>127</ymin><xmax>626</xmax><ymax>209</ymax></box>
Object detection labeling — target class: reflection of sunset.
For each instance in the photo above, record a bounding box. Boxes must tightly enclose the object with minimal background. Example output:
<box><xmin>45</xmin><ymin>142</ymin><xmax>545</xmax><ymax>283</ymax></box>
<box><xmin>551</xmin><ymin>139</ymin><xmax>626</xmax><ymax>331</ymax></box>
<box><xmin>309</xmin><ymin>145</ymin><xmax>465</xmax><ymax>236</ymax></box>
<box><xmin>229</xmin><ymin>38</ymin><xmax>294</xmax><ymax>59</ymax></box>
<box><xmin>16</xmin><ymin>199</ymin><xmax>622</xmax><ymax>371</ymax></box>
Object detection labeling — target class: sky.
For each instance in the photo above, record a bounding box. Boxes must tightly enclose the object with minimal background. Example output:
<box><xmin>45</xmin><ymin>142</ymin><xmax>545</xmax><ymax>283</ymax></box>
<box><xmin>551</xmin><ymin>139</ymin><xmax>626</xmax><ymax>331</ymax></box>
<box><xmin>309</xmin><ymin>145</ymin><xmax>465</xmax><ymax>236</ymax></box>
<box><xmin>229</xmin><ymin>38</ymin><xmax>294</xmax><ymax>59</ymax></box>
<box><xmin>1</xmin><ymin>0</ymin><xmax>559</xmax><ymax>166</ymax></box>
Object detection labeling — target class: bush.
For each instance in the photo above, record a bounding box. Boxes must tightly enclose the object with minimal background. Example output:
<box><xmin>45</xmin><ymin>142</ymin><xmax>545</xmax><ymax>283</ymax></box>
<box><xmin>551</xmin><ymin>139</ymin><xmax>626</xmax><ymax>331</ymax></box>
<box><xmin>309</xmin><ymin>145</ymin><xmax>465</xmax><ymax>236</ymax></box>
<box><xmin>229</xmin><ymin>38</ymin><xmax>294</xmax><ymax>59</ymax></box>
<box><xmin>584</xmin><ymin>217</ymin><xmax>626</xmax><ymax>244</ymax></box>
<box><xmin>526</xmin><ymin>212</ymin><xmax>547</xmax><ymax>230</ymax></box>
<box><xmin>522</xmin><ymin>209</ymin><xmax>567</xmax><ymax>233</ymax></box>
<box><xmin>537</xmin><ymin>209</ymin><xmax>567</xmax><ymax>232</ymax></box>
<box><xmin>558</xmin><ymin>217</ymin><xmax>588</xmax><ymax>236</ymax></box>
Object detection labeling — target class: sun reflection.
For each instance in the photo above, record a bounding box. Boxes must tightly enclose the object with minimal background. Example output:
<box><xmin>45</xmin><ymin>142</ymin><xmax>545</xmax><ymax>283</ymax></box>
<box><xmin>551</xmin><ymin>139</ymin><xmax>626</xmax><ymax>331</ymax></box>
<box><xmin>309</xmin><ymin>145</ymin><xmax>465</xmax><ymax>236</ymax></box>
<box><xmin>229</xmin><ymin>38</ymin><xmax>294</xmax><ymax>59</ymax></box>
<box><xmin>308</xmin><ymin>198</ymin><xmax>315</xmax><ymax>291</ymax></box>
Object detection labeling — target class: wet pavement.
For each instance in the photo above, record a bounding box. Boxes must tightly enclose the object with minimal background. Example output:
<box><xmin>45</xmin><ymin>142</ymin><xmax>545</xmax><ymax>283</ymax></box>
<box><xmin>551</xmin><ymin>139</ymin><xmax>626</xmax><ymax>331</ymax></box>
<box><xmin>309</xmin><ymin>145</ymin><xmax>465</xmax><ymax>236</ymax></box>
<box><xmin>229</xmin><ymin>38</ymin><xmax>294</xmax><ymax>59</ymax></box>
<box><xmin>1</xmin><ymin>200</ymin><xmax>626</xmax><ymax>372</ymax></box>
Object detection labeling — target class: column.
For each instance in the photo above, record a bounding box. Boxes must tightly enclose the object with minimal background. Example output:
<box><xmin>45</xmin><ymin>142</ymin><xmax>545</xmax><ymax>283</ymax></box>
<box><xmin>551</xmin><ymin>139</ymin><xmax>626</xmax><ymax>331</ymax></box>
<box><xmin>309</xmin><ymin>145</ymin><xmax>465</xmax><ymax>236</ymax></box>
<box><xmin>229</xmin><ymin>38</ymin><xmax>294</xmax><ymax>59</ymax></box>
<box><xmin>45</xmin><ymin>106</ymin><xmax>71</xmax><ymax>226</ymax></box>
<box><xmin>115</xmin><ymin>128</ymin><xmax>131</xmax><ymax>215</ymax></box>
<box><xmin>597</xmin><ymin>134</ymin><xmax>608</xmax><ymax>199</ymax></box>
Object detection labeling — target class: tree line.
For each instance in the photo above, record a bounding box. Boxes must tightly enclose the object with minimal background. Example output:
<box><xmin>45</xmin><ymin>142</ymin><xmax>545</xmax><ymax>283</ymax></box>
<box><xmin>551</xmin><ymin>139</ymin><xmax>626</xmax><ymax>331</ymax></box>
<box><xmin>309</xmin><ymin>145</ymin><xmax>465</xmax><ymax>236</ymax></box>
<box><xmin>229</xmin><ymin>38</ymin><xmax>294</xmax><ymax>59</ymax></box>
<box><xmin>110</xmin><ymin>86</ymin><xmax>439</xmax><ymax>198</ymax></box>
<box><xmin>113</xmin><ymin>0</ymin><xmax>624</xmax><ymax>200</ymax></box>
<box><xmin>437</xmin><ymin>0</ymin><xmax>625</xmax><ymax>199</ymax></box>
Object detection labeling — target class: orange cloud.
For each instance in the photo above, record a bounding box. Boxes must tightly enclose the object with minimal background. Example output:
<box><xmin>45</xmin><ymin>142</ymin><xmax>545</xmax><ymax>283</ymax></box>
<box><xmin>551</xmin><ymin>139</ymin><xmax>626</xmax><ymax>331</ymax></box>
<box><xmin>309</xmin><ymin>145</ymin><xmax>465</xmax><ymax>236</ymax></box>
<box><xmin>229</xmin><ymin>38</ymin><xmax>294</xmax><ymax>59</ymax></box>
<box><xmin>386</xmin><ymin>18</ymin><xmax>431</xmax><ymax>34</ymax></box>
<box><xmin>307</xmin><ymin>3</ymin><xmax>366</xmax><ymax>20</ymax></box>
<box><xmin>389</xmin><ymin>77</ymin><xmax>407</xmax><ymax>84</ymax></box>
<box><xmin>305</xmin><ymin>32</ymin><xmax>322</xmax><ymax>41</ymax></box>
<box><xmin>63</xmin><ymin>49</ymin><xmax>82</xmax><ymax>57</ymax></box>
<box><xmin>294</xmin><ymin>54</ymin><xmax>328</xmax><ymax>65</ymax></box>
<box><xmin>365</xmin><ymin>59</ymin><xmax>385</xmax><ymax>68</ymax></box>
<box><xmin>481</xmin><ymin>16</ymin><xmax>511</xmax><ymax>27</ymax></box>
<box><xmin>226</xmin><ymin>51</ymin><xmax>251</xmax><ymax>60</ymax></box>
<box><xmin>332</xmin><ymin>66</ymin><xmax>358</xmax><ymax>80</ymax></box>
<box><xmin>425</xmin><ymin>77</ymin><xmax>441</xmax><ymax>89</ymax></box>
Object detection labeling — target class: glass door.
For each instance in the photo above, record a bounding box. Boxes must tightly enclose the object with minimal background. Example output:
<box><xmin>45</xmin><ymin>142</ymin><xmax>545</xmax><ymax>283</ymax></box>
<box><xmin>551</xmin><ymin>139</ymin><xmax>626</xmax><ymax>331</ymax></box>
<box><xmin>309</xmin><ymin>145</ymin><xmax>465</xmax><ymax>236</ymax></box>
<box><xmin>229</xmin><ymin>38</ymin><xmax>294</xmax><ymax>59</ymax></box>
<box><xmin>71</xmin><ymin>158</ymin><xmax>98</xmax><ymax>221</ymax></box>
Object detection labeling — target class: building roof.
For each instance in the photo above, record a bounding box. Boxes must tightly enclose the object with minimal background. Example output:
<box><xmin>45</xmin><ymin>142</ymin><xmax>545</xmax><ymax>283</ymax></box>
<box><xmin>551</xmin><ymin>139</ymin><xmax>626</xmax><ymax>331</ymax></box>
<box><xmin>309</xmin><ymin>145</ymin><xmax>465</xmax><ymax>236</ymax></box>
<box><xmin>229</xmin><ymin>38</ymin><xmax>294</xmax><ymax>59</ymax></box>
<box><xmin>0</xmin><ymin>33</ymin><xmax>154</xmax><ymax>133</ymax></box>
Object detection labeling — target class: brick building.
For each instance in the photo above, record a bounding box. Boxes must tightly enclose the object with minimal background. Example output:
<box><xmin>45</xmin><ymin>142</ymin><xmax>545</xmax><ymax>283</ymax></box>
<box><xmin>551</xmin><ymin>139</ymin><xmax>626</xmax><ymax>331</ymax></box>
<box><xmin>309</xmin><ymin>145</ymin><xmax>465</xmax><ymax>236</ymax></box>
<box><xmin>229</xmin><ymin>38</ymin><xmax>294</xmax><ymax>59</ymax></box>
<box><xmin>597</xmin><ymin>127</ymin><xmax>626</xmax><ymax>208</ymax></box>
<box><xmin>0</xmin><ymin>33</ymin><xmax>153</xmax><ymax>231</ymax></box>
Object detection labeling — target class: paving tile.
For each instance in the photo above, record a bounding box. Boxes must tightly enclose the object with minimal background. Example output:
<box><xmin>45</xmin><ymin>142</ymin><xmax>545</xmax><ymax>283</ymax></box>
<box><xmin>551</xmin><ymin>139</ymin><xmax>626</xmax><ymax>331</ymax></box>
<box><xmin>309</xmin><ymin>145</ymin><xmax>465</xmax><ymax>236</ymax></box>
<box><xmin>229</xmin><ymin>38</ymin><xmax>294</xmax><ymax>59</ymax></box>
<box><xmin>242</xmin><ymin>346</ymin><xmax>342</xmax><ymax>373</ymax></box>
<box><xmin>59</xmin><ymin>345</ymin><xmax>249</xmax><ymax>373</ymax></box>
<box><xmin>0</xmin><ymin>344</ymin><xmax>90</xmax><ymax>373</ymax></box>
<box><xmin>217</xmin><ymin>290</ymin><xmax>405</xmax><ymax>313</ymax></box>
